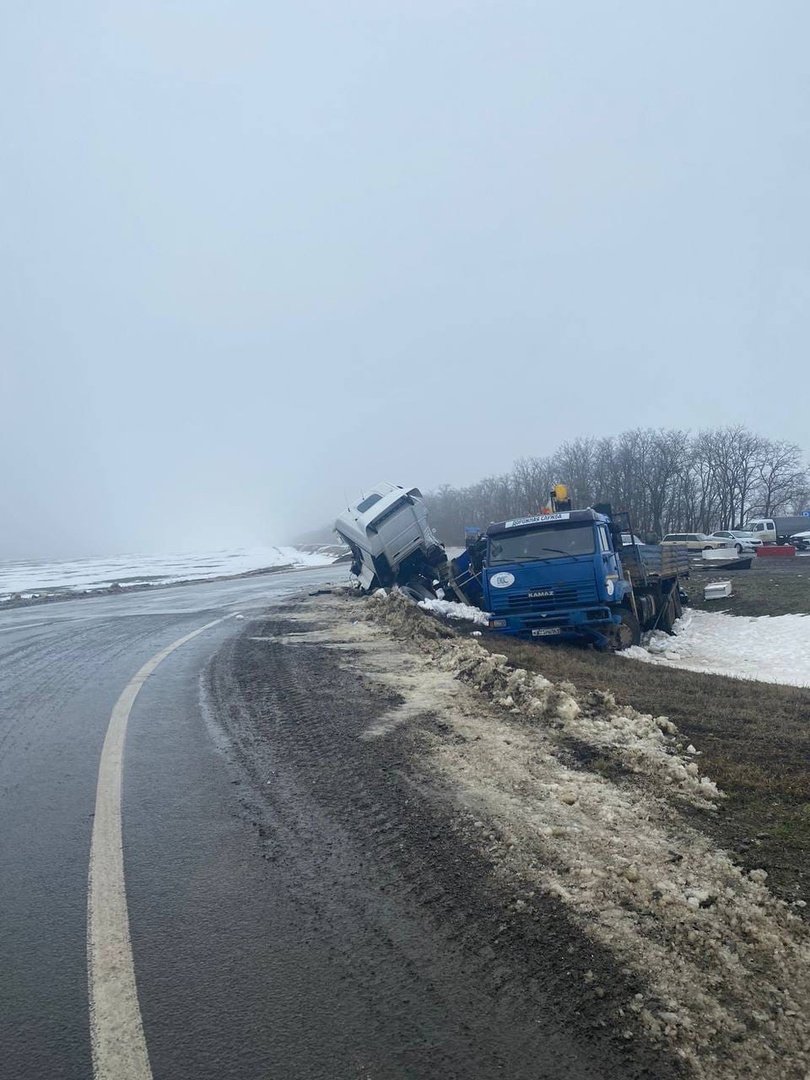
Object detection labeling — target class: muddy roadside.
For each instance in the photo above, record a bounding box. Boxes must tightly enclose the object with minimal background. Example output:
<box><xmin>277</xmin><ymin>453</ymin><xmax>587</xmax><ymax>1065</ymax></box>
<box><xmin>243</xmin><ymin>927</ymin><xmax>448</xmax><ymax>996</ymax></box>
<box><xmin>214</xmin><ymin>587</ymin><xmax>809</xmax><ymax>1080</ymax></box>
<box><xmin>210</xmin><ymin>591</ymin><xmax>684</xmax><ymax>1080</ymax></box>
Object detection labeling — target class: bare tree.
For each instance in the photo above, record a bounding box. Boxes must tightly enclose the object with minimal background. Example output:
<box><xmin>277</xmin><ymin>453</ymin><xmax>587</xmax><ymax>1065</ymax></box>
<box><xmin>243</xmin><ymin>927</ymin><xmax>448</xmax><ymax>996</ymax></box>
<box><xmin>425</xmin><ymin>426</ymin><xmax>808</xmax><ymax>543</ymax></box>
<box><xmin>752</xmin><ymin>440</ymin><xmax>809</xmax><ymax>516</ymax></box>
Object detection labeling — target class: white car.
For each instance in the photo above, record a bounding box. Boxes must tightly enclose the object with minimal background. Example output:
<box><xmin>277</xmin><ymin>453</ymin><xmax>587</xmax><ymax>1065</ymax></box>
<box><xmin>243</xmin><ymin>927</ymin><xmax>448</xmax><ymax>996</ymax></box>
<box><xmin>661</xmin><ymin>532</ymin><xmax>731</xmax><ymax>552</ymax></box>
<box><xmin>789</xmin><ymin>530</ymin><xmax>810</xmax><ymax>552</ymax></box>
<box><xmin>710</xmin><ymin>530</ymin><xmax>763</xmax><ymax>554</ymax></box>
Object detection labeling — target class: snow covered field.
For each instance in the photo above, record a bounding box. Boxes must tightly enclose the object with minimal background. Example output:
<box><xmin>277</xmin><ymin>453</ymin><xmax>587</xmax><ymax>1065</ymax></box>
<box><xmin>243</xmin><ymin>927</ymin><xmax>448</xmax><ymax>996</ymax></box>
<box><xmin>0</xmin><ymin>546</ymin><xmax>339</xmax><ymax>601</ymax></box>
<box><xmin>624</xmin><ymin>609</ymin><xmax>810</xmax><ymax>688</ymax></box>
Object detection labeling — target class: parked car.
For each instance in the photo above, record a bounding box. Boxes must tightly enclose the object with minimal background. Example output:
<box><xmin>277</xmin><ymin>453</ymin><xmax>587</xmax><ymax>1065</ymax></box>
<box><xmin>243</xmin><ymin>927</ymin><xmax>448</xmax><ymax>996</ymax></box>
<box><xmin>620</xmin><ymin>532</ymin><xmax>646</xmax><ymax>547</ymax></box>
<box><xmin>661</xmin><ymin>533</ymin><xmax>731</xmax><ymax>552</ymax></box>
<box><xmin>788</xmin><ymin>530</ymin><xmax>810</xmax><ymax>552</ymax></box>
<box><xmin>710</xmin><ymin>530</ymin><xmax>763</xmax><ymax>554</ymax></box>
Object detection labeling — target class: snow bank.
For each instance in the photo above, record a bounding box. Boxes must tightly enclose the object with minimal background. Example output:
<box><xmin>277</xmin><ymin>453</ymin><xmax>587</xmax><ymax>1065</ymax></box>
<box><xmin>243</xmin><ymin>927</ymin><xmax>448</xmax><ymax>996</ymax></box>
<box><xmin>623</xmin><ymin>609</ymin><xmax>810</xmax><ymax>688</ymax></box>
<box><xmin>0</xmin><ymin>545</ymin><xmax>338</xmax><ymax>601</ymax></box>
<box><xmin>418</xmin><ymin>597</ymin><xmax>491</xmax><ymax>625</ymax></box>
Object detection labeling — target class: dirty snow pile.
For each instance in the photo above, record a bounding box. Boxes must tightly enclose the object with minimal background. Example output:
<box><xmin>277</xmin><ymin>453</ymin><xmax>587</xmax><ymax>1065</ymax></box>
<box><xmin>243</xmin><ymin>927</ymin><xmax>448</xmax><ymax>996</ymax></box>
<box><xmin>624</xmin><ymin>608</ymin><xmax>810</xmax><ymax>688</ymax></box>
<box><xmin>369</xmin><ymin>591</ymin><xmax>720</xmax><ymax>813</ymax></box>
<box><xmin>0</xmin><ymin>546</ymin><xmax>339</xmax><ymax>602</ymax></box>
<box><xmin>370</xmin><ymin>588</ymin><xmax>490</xmax><ymax>626</ymax></box>
<box><xmin>418</xmin><ymin>596</ymin><xmax>491</xmax><ymax>626</ymax></box>
<box><xmin>358</xmin><ymin>591</ymin><xmax>810</xmax><ymax>1080</ymax></box>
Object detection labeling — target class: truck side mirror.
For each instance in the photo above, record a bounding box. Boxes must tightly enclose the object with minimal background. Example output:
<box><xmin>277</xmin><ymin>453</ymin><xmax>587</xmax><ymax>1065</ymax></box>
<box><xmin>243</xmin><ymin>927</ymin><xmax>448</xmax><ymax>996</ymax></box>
<box><xmin>464</xmin><ymin>526</ymin><xmax>482</xmax><ymax>551</ymax></box>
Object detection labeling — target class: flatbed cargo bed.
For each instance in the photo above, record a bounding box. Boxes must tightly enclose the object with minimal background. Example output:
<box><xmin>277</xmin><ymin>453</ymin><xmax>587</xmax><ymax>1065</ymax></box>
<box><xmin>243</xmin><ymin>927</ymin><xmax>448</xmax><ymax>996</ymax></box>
<box><xmin>620</xmin><ymin>544</ymin><xmax>690</xmax><ymax>585</ymax></box>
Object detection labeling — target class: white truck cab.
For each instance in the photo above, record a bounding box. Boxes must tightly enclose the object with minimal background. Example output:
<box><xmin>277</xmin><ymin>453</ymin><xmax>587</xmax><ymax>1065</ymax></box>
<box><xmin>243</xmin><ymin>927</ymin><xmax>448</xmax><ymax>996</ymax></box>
<box><xmin>334</xmin><ymin>483</ymin><xmax>446</xmax><ymax>592</ymax></box>
<box><xmin>743</xmin><ymin>518</ymin><xmax>777</xmax><ymax>544</ymax></box>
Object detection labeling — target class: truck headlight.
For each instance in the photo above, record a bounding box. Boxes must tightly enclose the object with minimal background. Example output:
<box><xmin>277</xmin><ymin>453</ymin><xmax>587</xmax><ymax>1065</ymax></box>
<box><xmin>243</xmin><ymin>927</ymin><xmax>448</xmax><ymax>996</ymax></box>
<box><xmin>488</xmin><ymin>618</ymin><xmax>507</xmax><ymax>628</ymax></box>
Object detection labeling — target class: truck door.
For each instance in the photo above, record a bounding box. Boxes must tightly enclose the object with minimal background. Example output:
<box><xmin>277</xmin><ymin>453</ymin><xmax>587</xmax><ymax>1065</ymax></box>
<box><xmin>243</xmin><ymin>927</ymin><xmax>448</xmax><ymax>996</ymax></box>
<box><xmin>597</xmin><ymin>524</ymin><xmax>621</xmax><ymax>597</ymax></box>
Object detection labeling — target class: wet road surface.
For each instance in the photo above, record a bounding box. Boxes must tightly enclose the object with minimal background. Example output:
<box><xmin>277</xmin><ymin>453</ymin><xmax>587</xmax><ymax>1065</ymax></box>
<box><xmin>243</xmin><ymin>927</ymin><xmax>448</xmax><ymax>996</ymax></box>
<box><xmin>0</xmin><ymin>568</ymin><xmax>338</xmax><ymax>1080</ymax></box>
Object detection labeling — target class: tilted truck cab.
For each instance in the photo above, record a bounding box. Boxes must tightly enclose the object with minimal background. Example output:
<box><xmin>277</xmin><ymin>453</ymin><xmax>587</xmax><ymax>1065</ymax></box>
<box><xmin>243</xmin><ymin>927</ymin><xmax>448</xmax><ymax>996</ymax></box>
<box><xmin>334</xmin><ymin>483</ymin><xmax>449</xmax><ymax>595</ymax></box>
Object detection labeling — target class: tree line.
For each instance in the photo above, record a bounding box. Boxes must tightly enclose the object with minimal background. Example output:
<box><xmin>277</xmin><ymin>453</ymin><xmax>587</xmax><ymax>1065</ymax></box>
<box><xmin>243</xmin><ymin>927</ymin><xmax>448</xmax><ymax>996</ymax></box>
<box><xmin>426</xmin><ymin>427</ymin><xmax>810</xmax><ymax>543</ymax></box>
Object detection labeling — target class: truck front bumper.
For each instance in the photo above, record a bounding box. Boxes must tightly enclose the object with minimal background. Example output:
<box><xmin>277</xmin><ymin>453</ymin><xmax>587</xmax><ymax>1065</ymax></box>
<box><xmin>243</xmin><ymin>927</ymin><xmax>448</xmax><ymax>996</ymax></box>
<box><xmin>487</xmin><ymin>605</ymin><xmax>618</xmax><ymax>641</ymax></box>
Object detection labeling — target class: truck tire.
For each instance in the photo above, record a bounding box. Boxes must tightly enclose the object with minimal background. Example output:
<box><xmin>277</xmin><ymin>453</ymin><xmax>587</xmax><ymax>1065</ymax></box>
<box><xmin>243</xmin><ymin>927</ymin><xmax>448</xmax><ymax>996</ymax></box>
<box><xmin>606</xmin><ymin>609</ymin><xmax>640</xmax><ymax>652</ymax></box>
<box><xmin>672</xmin><ymin>587</ymin><xmax>683</xmax><ymax>620</ymax></box>
<box><xmin>658</xmin><ymin>590</ymin><xmax>680</xmax><ymax>635</ymax></box>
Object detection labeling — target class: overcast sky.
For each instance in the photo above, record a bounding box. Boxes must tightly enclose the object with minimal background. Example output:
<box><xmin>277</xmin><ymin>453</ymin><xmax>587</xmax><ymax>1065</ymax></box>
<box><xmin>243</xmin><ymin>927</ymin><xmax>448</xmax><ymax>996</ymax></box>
<box><xmin>2</xmin><ymin>2</ymin><xmax>809</xmax><ymax>559</ymax></box>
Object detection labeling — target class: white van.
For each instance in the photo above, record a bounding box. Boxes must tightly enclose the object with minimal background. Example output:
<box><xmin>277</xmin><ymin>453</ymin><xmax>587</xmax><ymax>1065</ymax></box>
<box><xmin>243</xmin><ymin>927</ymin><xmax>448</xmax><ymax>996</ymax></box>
<box><xmin>743</xmin><ymin>518</ymin><xmax>777</xmax><ymax>544</ymax></box>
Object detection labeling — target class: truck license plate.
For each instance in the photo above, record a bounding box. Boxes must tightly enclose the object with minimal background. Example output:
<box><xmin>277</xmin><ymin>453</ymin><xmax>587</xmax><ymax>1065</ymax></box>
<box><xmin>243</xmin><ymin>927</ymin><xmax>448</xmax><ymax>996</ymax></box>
<box><xmin>532</xmin><ymin>627</ymin><xmax>561</xmax><ymax>637</ymax></box>
<box><xmin>528</xmin><ymin>589</ymin><xmax>554</xmax><ymax>599</ymax></box>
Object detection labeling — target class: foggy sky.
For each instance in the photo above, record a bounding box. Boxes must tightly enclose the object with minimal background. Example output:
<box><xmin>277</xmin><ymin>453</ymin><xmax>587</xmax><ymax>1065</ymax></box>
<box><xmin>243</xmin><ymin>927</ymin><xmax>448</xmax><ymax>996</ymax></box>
<box><xmin>2</xmin><ymin>2</ymin><xmax>809</xmax><ymax>559</ymax></box>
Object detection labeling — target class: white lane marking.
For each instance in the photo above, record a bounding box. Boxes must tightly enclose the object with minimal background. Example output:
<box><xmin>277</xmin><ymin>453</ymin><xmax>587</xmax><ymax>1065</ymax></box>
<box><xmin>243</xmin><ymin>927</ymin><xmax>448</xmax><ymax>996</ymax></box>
<box><xmin>87</xmin><ymin>615</ymin><xmax>234</xmax><ymax>1080</ymax></box>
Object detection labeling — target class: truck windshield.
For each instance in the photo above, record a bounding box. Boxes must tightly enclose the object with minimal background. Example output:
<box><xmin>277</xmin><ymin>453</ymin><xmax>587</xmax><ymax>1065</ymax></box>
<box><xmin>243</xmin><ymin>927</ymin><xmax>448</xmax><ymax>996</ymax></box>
<box><xmin>488</xmin><ymin>524</ymin><xmax>596</xmax><ymax>564</ymax></box>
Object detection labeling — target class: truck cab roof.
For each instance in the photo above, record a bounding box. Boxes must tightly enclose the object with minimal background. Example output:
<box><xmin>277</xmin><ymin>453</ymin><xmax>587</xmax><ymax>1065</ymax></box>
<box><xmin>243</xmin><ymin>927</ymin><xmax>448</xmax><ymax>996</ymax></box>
<box><xmin>486</xmin><ymin>508</ymin><xmax>607</xmax><ymax>536</ymax></box>
<box><xmin>336</xmin><ymin>483</ymin><xmax>422</xmax><ymax>532</ymax></box>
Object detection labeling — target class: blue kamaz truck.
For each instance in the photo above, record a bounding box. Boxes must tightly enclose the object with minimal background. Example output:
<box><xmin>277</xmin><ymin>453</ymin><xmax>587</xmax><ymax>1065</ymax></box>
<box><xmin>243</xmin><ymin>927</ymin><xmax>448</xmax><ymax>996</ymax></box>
<box><xmin>336</xmin><ymin>483</ymin><xmax>688</xmax><ymax>651</ymax></box>
<box><xmin>461</xmin><ymin>507</ymin><xmax>688</xmax><ymax>649</ymax></box>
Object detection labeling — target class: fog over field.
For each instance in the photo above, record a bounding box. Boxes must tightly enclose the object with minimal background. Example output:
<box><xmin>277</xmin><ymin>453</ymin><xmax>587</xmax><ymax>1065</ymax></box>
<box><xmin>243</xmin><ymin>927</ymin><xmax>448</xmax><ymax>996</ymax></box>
<box><xmin>3</xmin><ymin>3</ymin><xmax>809</xmax><ymax>559</ymax></box>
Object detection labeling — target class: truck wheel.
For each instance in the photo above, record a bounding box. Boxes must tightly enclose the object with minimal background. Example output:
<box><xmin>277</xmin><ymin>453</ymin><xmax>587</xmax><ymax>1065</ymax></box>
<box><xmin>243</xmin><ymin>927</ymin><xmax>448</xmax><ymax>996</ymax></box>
<box><xmin>659</xmin><ymin>591</ymin><xmax>680</xmax><ymax>635</ymax></box>
<box><xmin>672</xmin><ymin>587</ymin><xmax>683</xmax><ymax>620</ymax></box>
<box><xmin>606</xmin><ymin>609</ymin><xmax>640</xmax><ymax>651</ymax></box>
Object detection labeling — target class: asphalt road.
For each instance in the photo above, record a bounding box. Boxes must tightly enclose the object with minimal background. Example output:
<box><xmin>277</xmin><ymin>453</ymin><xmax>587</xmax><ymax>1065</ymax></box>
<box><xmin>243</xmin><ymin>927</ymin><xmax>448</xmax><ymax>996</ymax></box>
<box><xmin>0</xmin><ymin>569</ymin><xmax>656</xmax><ymax>1080</ymax></box>
<box><xmin>0</xmin><ymin>567</ymin><xmax>340</xmax><ymax>1080</ymax></box>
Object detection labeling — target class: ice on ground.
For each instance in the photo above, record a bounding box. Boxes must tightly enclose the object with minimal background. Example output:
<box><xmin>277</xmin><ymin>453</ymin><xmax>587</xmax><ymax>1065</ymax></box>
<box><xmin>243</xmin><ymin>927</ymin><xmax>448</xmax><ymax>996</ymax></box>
<box><xmin>0</xmin><ymin>545</ymin><xmax>339</xmax><ymax>601</ymax></box>
<box><xmin>418</xmin><ymin>597</ymin><xmax>491</xmax><ymax>625</ymax></box>
<box><xmin>623</xmin><ymin>608</ymin><xmax>810</xmax><ymax>688</ymax></box>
